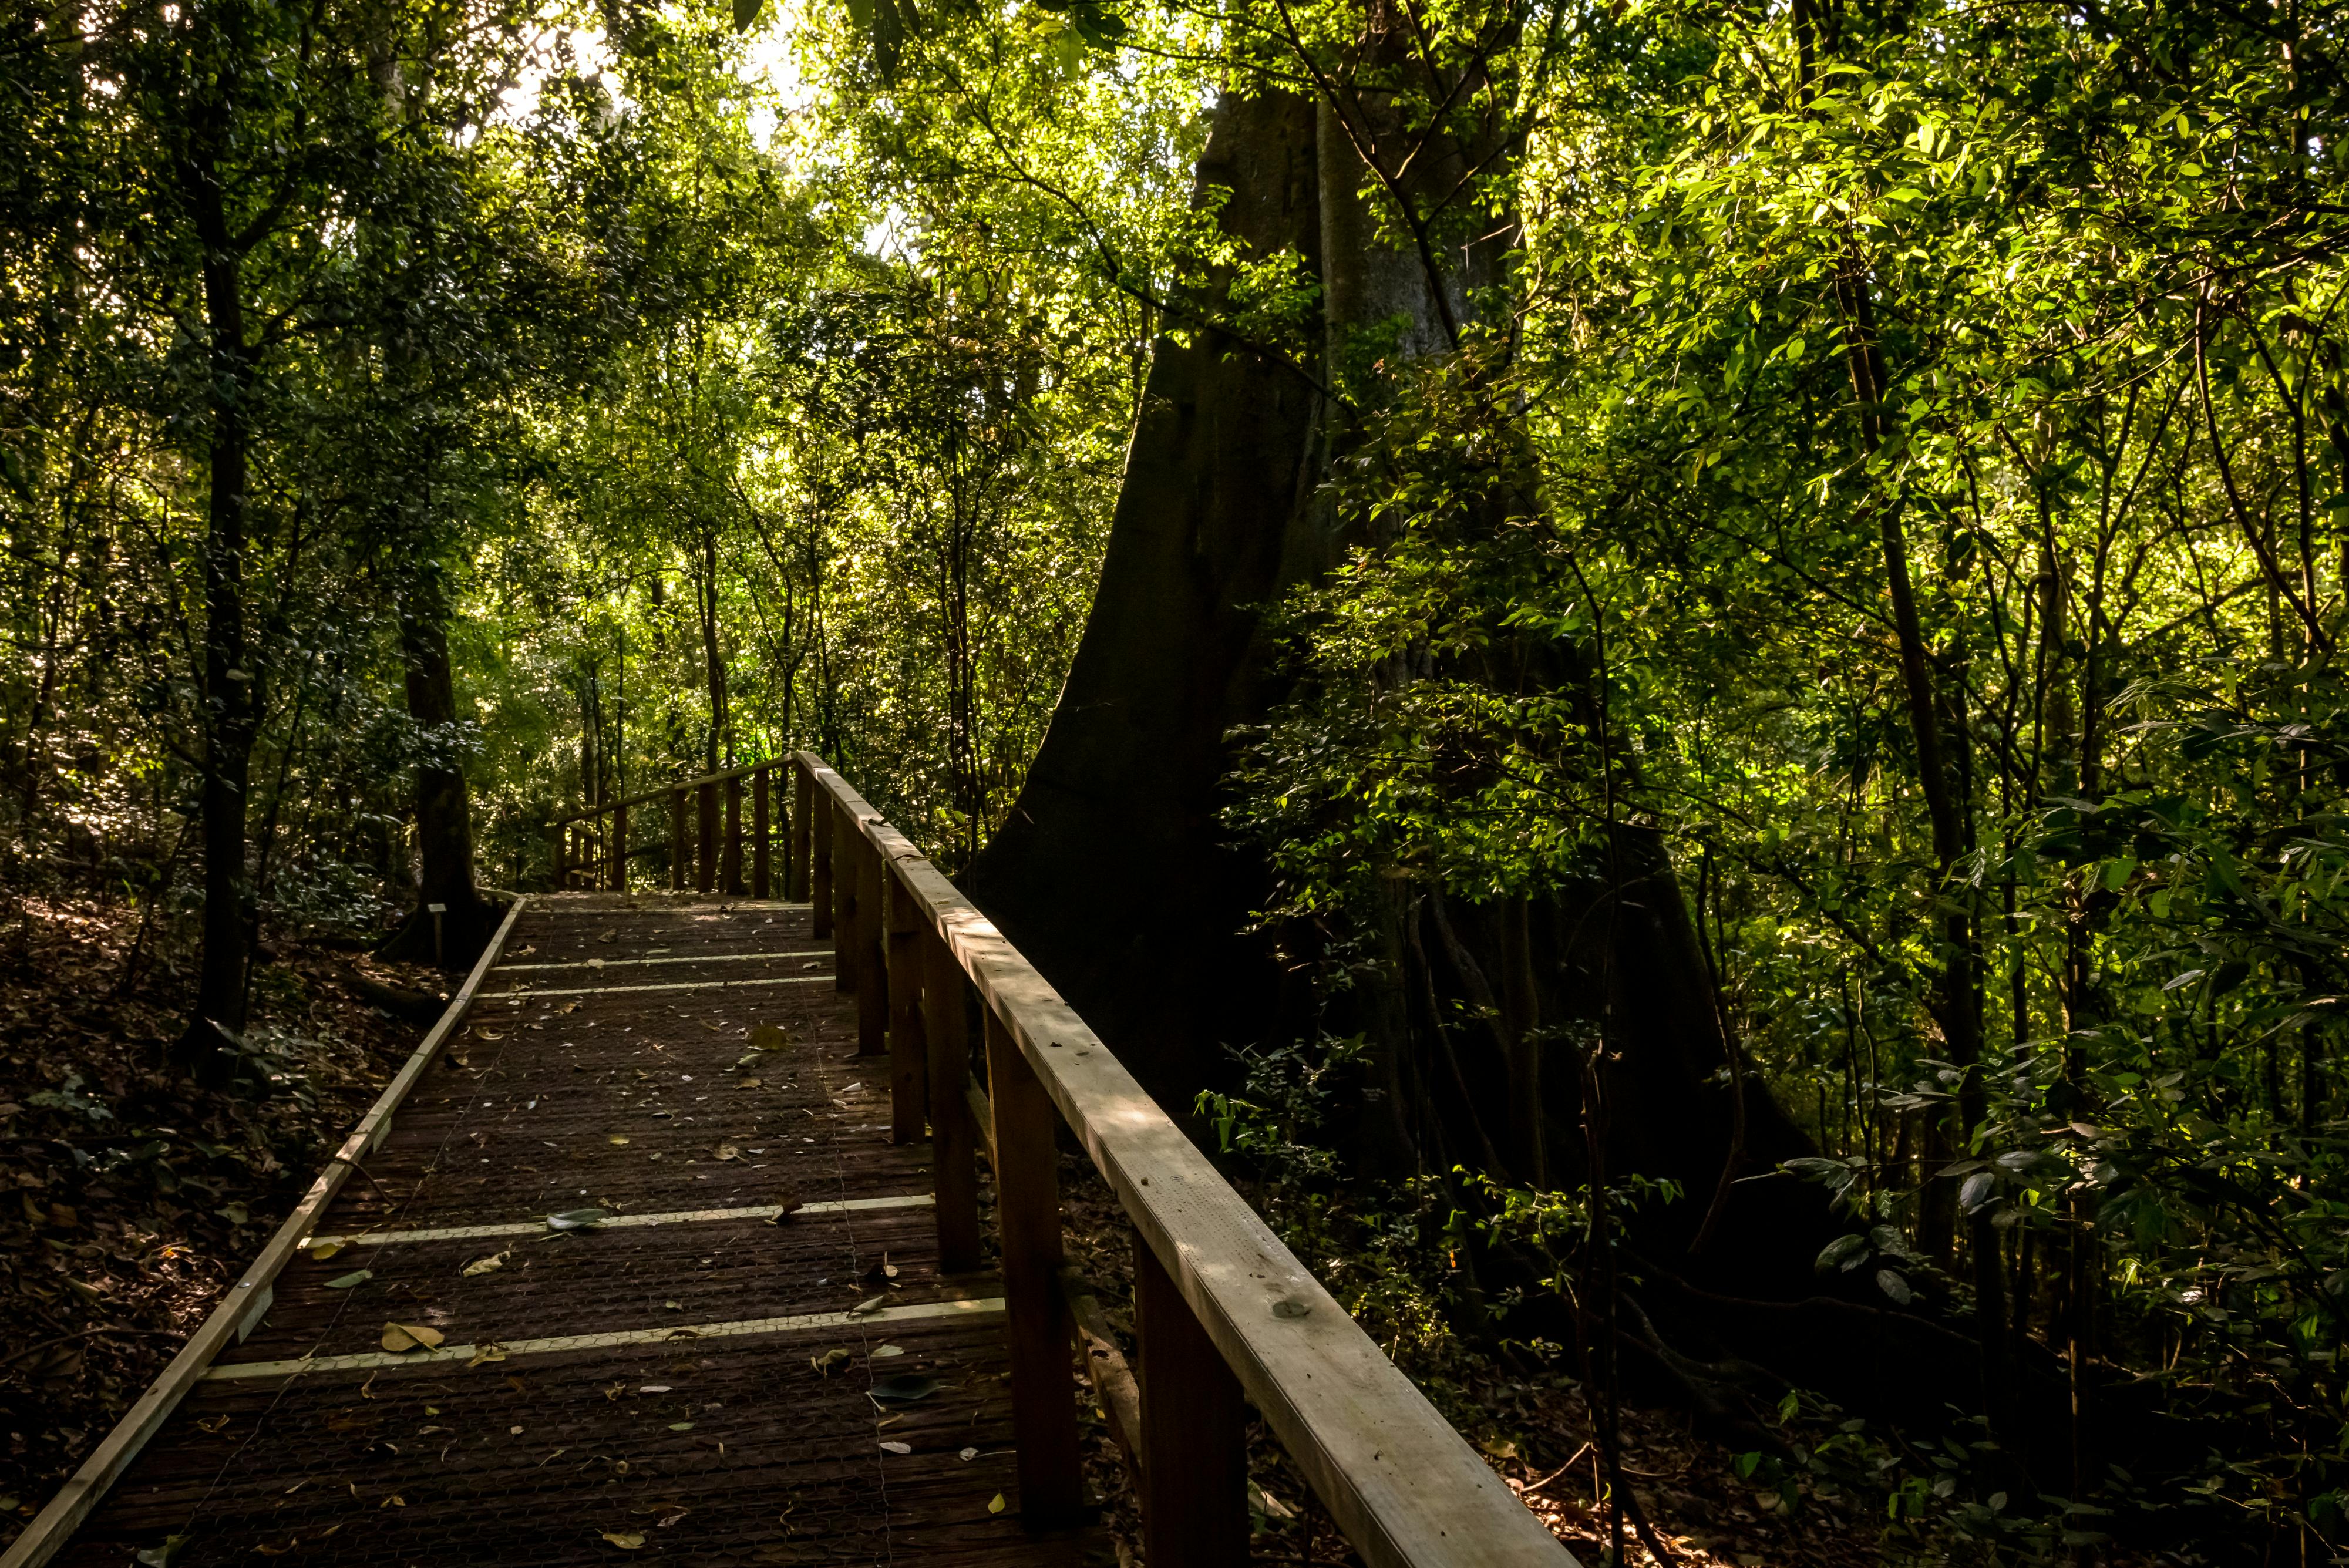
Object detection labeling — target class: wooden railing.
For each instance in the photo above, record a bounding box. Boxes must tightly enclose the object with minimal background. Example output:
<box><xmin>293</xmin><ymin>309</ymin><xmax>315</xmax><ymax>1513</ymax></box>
<box><xmin>546</xmin><ymin>759</ymin><xmax>784</xmax><ymax>896</ymax></box>
<box><xmin>791</xmin><ymin>752</ymin><xmax>1570</xmax><ymax>1568</ymax></box>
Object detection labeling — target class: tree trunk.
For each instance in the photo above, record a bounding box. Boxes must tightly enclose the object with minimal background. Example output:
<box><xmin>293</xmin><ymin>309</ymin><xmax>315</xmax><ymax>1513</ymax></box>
<box><xmin>375</xmin><ymin>576</ymin><xmax>494</xmax><ymax>968</ymax></box>
<box><xmin>965</xmin><ymin>86</ymin><xmax>1332</xmax><ymax>1101</ymax></box>
<box><xmin>175</xmin><ymin>181</ymin><xmax>257</xmax><ymax>1080</ymax></box>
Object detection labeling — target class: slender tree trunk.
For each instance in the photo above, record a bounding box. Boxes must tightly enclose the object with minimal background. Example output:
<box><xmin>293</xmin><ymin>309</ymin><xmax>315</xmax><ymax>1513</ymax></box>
<box><xmin>176</xmin><ymin>187</ymin><xmax>258</xmax><ymax>1076</ymax></box>
<box><xmin>376</xmin><ymin>575</ymin><xmax>493</xmax><ymax>968</ymax></box>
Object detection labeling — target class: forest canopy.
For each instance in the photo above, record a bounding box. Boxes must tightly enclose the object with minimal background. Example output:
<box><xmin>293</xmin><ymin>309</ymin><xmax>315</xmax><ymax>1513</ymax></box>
<box><xmin>8</xmin><ymin>0</ymin><xmax>2349</xmax><ymax>1559</ymax></box>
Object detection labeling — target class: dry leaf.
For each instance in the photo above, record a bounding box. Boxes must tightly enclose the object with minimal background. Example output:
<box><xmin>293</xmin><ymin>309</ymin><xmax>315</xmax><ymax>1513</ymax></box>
<box><xmin>469</xmin><ymin>1344</ymin><xmax>508</xmax><ymax>1368</ymax></box>
<box><xmin>748</xmin><ymin>1023</ymin><xmax>787</xmax><ymax>1052</ymax></box>
<box><xmin>196</xmin><ymin>1415</ymin><xmax>228</xmax><ymax>1435</ymax></box>
<box><xmin>638</xmin><ymin>1384</ymin><xmax>673</xmax><ymax>1394</ymax></box>
<box><xmin>736</xmin><ymin>1078</ymin><xmax>763</xmax><ymax>1089</ymax></box>
<box><xmin>958</xmin><ymin>1446</ymin><xmax>978</xmax><ymax>1462</ymax></box>
<box><xmin>870</xmin><ymin>1344</ymin><xmax>903</xmax><ymax>1359</ymax></box>
<box><xmin>380</xmin><ymin>1322</ymin><xmax>444</xmax><ymax>1354</ymax></box>
<box><xmin>667</xmin><ymin>1422</ymin><xmax>694</xmax><ymax>1431</ymax></box>
<box><xmin>324</xmin><ymin>1269</ymin><xmax>372</xmax><ymax>1290</ymax></box>
<box><xmin>600</xmin><ymin>1531</ymin><xmax>644</xmax><ymax>1550</ymax></box>
<box><xmin>596</xmin><ymin>929</ymin><xmax>617</xmax><ymax>944</ymax></box>
<box><xmin>607</xmin><ymin>1136</ymin><xmax>630</xmax><ymax>1147</ymax></box>
<box><xmin>987</xmin><ymin>1493</ymin><xmax>1006</xmax><ymax>1515</ymax></box>
<box><xmin>462</xmin><ymin>1251</ymin><xmax>509</xmax><ymax>1278</ymax></box>
<box><xmin>847</xmin><ymin>1295</ymin><xmax>886</xmax><ymax>1317</ymax></box>
<box><xmin>547</xmin><ymin>1209</ymin><xmax>608</xmax><ymax>1231</ymax></box>
<box><xmin>308</xmin><ymin>1239</ymin><xmax>346</xmax><ymax>1261</ymax></box>
<box><xmin>810</xmin><ymin>1348</ymin><xmax>849</xmax><ymax>1375</ymax></box>
<box><xmin>714</xmin><ymin>1145</ymin><xmax>741</xmax><ymax>1162</ymax></box>
<box><xmin>878</xmin><ymin>1441</ymin><xmax>912</xmax><ymax>1455</ymax></box>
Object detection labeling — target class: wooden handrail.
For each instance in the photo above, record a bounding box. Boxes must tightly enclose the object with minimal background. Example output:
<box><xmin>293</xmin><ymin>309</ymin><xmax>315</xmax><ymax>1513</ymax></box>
<box><xmin>792</xmin><ymin>751</ymin><xmax>1569</xmax><ymax>1568</ymax></box>
<box><xmin>544</xmin><ymin>758</ymin><xmax>778</xmax><ymax>827</ymax></box>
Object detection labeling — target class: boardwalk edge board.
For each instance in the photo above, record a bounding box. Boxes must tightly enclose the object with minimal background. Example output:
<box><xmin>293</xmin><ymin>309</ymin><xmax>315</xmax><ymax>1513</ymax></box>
<box><xmin>203</xmin><ymin>1295</ymin><xmax>1009</xmax><ymax>1381</ymax></box>
<box><xmin>0</xmin><ymin>897</ymin><xmax>529</xmax><ymax>1568</ymax></box>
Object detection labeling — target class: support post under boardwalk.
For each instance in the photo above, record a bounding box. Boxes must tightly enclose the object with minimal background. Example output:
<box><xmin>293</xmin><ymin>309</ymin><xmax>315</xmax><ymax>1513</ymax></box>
<box><xmin>1136</xmin><ymin>1231</ymin><xmax>1249</xmax><ymax>1565</ymax></box>
<box><xmin>807</xmin><ymin>772</ymin><xmax>830</xmax><ymax>937</ymax></box>
<box><xmin>610</xmin><ymin>803</ymin><xmax>628</xmax><ymax>892</ymax></box>
<box><xmin>548</xmin><ymin>824</ymin><xmax>564</xmax><ymax>890</ymax></box>
<box><xmin>856</xmin><ymin>841</ymin><xmax>886</xmax><ymax>1056</ymax></box>
<box><xmin>751</xmin><ymin>768</ymin><xmax>770</xmax><ymax>899</ymax></box>
<box><xmin>832</xmin><ymin>802</ymin><xmax>858</xmax><ymax>991</ymax></box>
<box><xmin>984</xmin><ymin>1014</ymin><xmax>1083</xmax><ymax>1528</ymax></box>
<box><xmin>696</xmin><ymin>782</ymin><xmax>718</xmax><ymax>895</ymax></box>
<box><xmin>924</xmin><ymin>928</ymin><xmax>982</xmax><ymax>1273</ymax></box>
<box><xmin>884</xmin><ymin>869</ymin><xmax>927</xmax><ymax>1143</ymax></box>
<box><xmin>722</xmin><ymin>776</ymin><xmax>743</xmax><ymax>894</ymax></box>
<box><xmin>669</xmin><ymin>787</ymin><xmax>687</xmax><ymax>891</ymax></box>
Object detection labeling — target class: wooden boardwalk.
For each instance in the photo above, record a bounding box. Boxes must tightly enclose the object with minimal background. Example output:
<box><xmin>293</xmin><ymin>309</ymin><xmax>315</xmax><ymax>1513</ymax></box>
<box><xmin>53</xmin><ymin>893</ymin><xmax>1098</xmax><ymax>1567</ymax></box>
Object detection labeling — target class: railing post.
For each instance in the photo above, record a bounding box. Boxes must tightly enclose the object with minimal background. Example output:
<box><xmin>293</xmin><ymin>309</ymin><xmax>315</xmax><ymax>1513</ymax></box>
<box><xmin>809</xmin><ymin>770</ymin><xmax>831</xmax><ymax>938</ymax></box>
<box><xmin>857</xmin><ymin>836</ymin><xmax>886</xmax><ymax>1057</ymax></box>
<box><xmin>696</xmin><ymin>781</ymin><xmax>718</xmax><ymax>895</ymax></box>
<box><xmin>831</xmin><ymin>800</ymin><xmax>857</xmax><ymax>988</ymax></box>
<box><xmin>549</xmin><ymin>823</ymin><xmax>565</xmax><ymax>890</ymax></box>
<box><xmin>752</xmin><ymin>768</ymin><xmax>772</xmax><ymax>899</ymax></box>
<box><xmin>984</xmin><ymin>1014</ymin><xmax>1084</xmax><ymax>1527</ymax></box>
<box><xmin>924</xmin><ymin>927</ymin><xmax>982</xmax><ymax>1273</ymax></box>
<box><xmin>610</xmin><ymin>803</ymin><xmax>628</xmax><ymax>892</ymax></box>
<box><xmin>722</xmin><ymin>776</ymin><xmax>744</xmax><ymax>895</ymax></box>
<box><xmin>885</xmin><ymin>868</ymin><xmax>927</xmax><ymax>1143</ymax></box>
<box><xmin>669</xmin><ymin>787</ymin><xmax>687</xmax><ymax>891</ymax></box>
<box><xmin>1136</xmin><ymin>1233</ymin><xmax>1250</xmax><ymax>1564</ymax></box>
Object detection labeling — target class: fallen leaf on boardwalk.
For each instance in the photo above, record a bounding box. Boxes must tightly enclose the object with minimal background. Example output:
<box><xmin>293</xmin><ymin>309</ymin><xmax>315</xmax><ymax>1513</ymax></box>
<box><xmin>380</xmin><ymin>1322</ymin><xmax>443</xmax><ymax>1354</ymax></box>
<box><xmin>735</xmin><ymin>1078</ymin><xmax>763</xmax><ymax>1089</ymax></box>
<box><xmin>603</xmin><ymin>1382</ymin><xmax>627</xmax><ymax>1401</ymax></box>
<box><xmin>600</xmin><ymin>1531</ymin><xmax>644</xmax><ymax>1550</ymax></box>
<box><xmin>596</xmin><ymin>929</ymin><xmax>617</xmax><ymax>944</ymax></box>
<box><xmin>587</xmin><ymin>959</ymin><xmax>606</xmax><ymax>970</ymax></box>
<box><xmin>762</xmin><ymin>1199</ymin><xmax>804</xmax><ymax>1225</ymax></box>
<box><xmin>196</xmin><ymin>1415</ymin><xmax>228</xmax><ymax>1435</ymax></box>
<box><xmin>638</xmin><ymin>1384</ymin><xmax>673</xmax><ymax>1394</ymax></box>
<box><xmin>656</xmin><ymin>1509</ymin><xmax>688</xmax><ymax>1528</ymax></box>
<box><xmin>307</xmin><ymin>1239</ymin><xmax>346</xmax><ymax>1261</ymax></box>
<box><xmin>748</xmin><ymin>1022</ymin><xmax>788</xmax><ymax>1052</ymax></box>
<box><xmin>469</xmin><ymin>1344</ymin><xmax>508</xmax><ymax>1368</ymax></box>
<box><xmin>878</xmin><ymin>1441</ymin><xmax>913</xmax><ymax>1455</ymax></box>
<box><xmin>667</xmin><ymin>1422</ymin><xmax>695</xmax><ymax>1431</ymax></box>
<box><xmin>380</xmin><ymin>1495</ymin><xmax>405</xmax><ymax>1509</ymax></box>
<box><xmin>663</xmin><ymin>1300</ymin><xmax>682</xmax><ymax>1310</ymax></box>
<box><xmin>547</xmin><ymin>1209</ymin><xmax>608</xmax><ymax>1231</ymax></box>
<box><xmin>958</xmin><ymin>1446</ymin><xmax>978</xmax><ymax>1462</ymax></box>
<box><xmin>847</xmin><ymin>1295</ymin><xmax>886</xmax><ymax>1317</ymax></box>
<box><xmin>870</xmin><ymin>1344</ymin><xmax>903</xmax><ymax>1358</ymax></box>
<box><xmin>475</xmin><ymin>1030</ymin><xmax>505</xmax><ymax>1041</ymax></box>
<box><xmin>253</xmin><ymin>1541</ymin><xmax>294</xmax><ymax>1557</ymax></box>
<box><xmin>860</xmin><ymin>1257</ymin><xmax>898</xmax><ymax>1284</ymax></box>
<box><xmin>875</xmin><ymin>1414</ymin><xmax>901</xmax><ymax>1428</ymax></box>
<box><xmin>607</xmin><ymin>1136</ymin><xmax>630</xmax><ymax>1147</ymax></box>
<box><xmin>324</xmin><ymin>1270</ymin><xmax>372</xmax><ymax>1290</ymax></box>
<box><xmin>325</xmin><ymin>1413</ymin><xmax>377</xmax><ymax>1434</ymax></box>
<box><xmin>987</xmin><ymin>1493</ymin><xmax>1006</xmax><ymax>1515</ymax></box>
<box><xmin>810</xmin><ymin>1348</ymin><xmax>849</xmax><ymax>1375</ymax></box>
<box><xmin>561</xmin><ymin>1001</ymin><xmax>582</xmax><ymax>1012</ymax></box>
<box><xmin>714</xmin><ymin>1145</ymin><xmax>741</xmax><ymax>1162</ymax></box>
<box><xmin>135</xmin><ymin>1534</ymin><xmax>189</xmax><ymax>1564</ymax></box>
<box><xmin>462</xmin><ymin>1250</ymin><xmax>509</xmax><ymax>1277</ymax></box>
<box><xmin>867</xmin><ymin>1375</ymin><xmax>941</xmax><ymax>1405</ymax></box>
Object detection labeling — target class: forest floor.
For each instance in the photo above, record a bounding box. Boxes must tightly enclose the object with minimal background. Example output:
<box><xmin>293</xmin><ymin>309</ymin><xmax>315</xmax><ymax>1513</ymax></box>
<box><xmin>1056</xmin><ymin>1169</ymin><xmax>1899</xmax><ymax>1568</ymax></box>
<box><xmin>0</xmin><ymin>892</ymin><xmax>439</xmax><ymax>1539</ymax></box>
<box><xmin>0</xmin><ymin>891</ymin><xmax>1903</xmax><ymax>1567</ymax></box>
